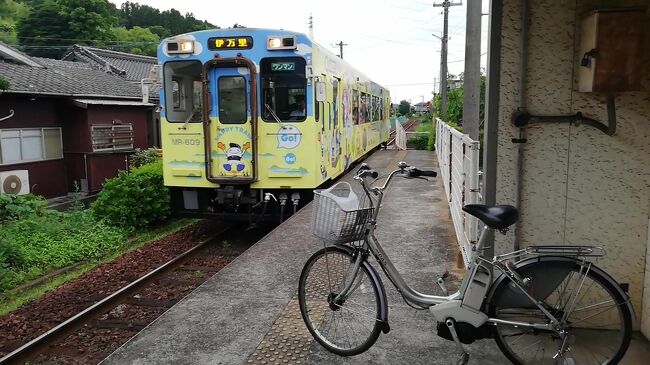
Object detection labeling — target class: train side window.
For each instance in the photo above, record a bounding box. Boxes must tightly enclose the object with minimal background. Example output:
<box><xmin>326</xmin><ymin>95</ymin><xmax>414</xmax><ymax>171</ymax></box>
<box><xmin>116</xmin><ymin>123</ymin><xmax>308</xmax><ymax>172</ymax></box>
<box><xmin>352</xmin><ymin>89</ymin><xmax>359</xmax><ymax>125</ymax></box>
<box><xmin>164</xmin><ymin>61</ymin><xmax>203</xmax><ymax>123</ymax></box>
<box><xmin>360</xmin><ymin>93</ymin><xmax>369</xmax><ymax>124</ymax></box>
<box><xmin>373</xmin><ymin>96</ymin><xmax>381</xmax><ymax>121</ymax></box>
<box><xmin>218</xmin><ymin>76</ymin><xmax>247</xmax><ymax>124</ymax></box>
<box><xmin>260</xmin><ymin>57</ymin><xmax>307</xmax><ymax>122</ymax></box>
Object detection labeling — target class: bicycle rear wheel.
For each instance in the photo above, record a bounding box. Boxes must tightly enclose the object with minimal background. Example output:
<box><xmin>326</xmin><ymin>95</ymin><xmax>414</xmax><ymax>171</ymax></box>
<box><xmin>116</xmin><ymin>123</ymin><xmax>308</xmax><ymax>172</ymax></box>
<box><xmin>298</xmin><ymin>246</ymin><xmax>383</xmax><ymax>356</ymax></box>
<box><xmin>489</xmin><ymin>258</ymin><xmax>632</xmax><ymax>365</ymax></box>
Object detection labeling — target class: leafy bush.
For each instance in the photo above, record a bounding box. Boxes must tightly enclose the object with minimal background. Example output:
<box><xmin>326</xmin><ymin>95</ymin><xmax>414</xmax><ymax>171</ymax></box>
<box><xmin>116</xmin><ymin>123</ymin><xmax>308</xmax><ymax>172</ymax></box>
<box><xmin>408</xmin><ymin>121</ymin><xmax>435</xmax><ymax>151</ymax></box>
<box><xmin>0</xmin><ymin>194</ymin><xmax>48</xmax><ymax>222</ymax></box>
<box><xmin>92</xmin><ymin>161</ymin><xmax>170</xmax><ymax>231</ymax></box>
<box><xmin>129</xmin><ymin>148</ymin><xmax>161</xmax><ymax>169</ymax></box>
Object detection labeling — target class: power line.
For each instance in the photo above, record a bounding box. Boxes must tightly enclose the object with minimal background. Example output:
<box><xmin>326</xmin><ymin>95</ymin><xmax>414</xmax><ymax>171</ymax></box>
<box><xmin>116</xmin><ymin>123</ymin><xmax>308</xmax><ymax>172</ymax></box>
<box><xmin>384</xmin><ymin>82</ymin><xmax>437</xmax><ymax>86</ymax></box>
<box><xmin>16</xmin><ymin>36</ymin><xmax>159</xmax><ymax>44</ymax></box>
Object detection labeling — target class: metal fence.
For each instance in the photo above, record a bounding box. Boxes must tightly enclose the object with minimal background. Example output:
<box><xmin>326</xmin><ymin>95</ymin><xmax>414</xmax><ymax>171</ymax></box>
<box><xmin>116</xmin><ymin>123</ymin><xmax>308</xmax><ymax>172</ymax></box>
<box><xmin>435</xmin><ymin>119</ymin><xmax>481</xmax><ymax>267</ymax></box>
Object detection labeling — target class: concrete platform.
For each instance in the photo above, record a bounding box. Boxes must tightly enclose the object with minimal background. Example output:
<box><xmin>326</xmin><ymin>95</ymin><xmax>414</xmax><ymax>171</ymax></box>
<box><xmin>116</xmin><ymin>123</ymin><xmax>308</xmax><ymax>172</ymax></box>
<box><xmin>101</xmin><ymin>149</ymin><xmax>649</xmax><ymax>365</ymax></box>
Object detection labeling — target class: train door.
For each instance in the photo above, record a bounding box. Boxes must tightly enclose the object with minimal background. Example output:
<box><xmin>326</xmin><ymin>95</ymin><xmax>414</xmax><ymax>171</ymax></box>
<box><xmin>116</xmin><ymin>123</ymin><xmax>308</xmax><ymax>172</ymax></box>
<box><xmin>329</xmin><ymin>78</ymin><xmax>343</xmax><ymax>175</ymax></box>
<box><xmin>204</xmin><ymin>58</ymin><xmax>257</xmax><ymax>183</ymax></box>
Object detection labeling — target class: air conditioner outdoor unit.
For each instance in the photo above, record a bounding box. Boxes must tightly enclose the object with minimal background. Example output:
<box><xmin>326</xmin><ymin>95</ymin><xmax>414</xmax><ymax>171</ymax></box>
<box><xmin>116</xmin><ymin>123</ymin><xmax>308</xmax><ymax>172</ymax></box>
<box><xmin>0</xmin><ymin>170</ymin><xmax>30</xmax><ymax>195</ymax></box>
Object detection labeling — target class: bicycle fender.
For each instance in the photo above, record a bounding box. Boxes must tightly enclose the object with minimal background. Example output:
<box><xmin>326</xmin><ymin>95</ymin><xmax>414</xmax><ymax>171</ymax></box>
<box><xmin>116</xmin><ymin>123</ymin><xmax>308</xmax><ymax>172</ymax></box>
<box><xmin>334</xmin><ymin>244</ymin><xmax>390</xmax><ymax>333</ymax></box>
<box><xmin>485</xmin><ymin>256</ymin><xmax>635</xmax><ymax>320</ymax></box>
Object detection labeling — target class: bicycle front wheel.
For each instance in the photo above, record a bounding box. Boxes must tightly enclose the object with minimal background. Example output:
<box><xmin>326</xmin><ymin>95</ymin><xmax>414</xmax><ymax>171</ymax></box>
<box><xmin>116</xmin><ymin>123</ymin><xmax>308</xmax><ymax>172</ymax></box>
<box><xmin>489</xmin><ymin>258</ymin><xmax>632</xmax><ymax>365</ymax></box>
<box><xmin>298</xmin><ymin>246</ymin><xmax>383</xmax><ymax>356</ymax></box>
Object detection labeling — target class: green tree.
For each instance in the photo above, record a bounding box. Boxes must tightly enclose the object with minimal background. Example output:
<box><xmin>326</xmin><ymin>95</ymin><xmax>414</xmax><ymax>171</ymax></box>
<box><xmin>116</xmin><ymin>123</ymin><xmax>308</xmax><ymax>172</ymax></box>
<box><xmin>433</xmin><ymin>73</ymin><xmax>486</xmax><ymax>126</ymax></box>
<box><xmin>59</xmin><ymin>0</ymin><xmax>118</xmax><ymax>42</ymax></box>
<box><xmin>111</xmin><ymin>26</ymin><xmax>159</xmax><ymax>56</ymax></box>
<box><xmin>17</xmin><ymin>0</ymin><xmax>118</xmax><ymax>58</ymax></box>
<box><xmin>119</xmin><ymin>2</ymin><xmax>215</xmax><ymax>35</ymax></box>
<box><xmin>397</xmin><ymin>100</ymin><xmax>411</xmax><ymax>116</ymax></box>
<box><xmin>0</xmin><ymin>0</ymin><xmax>30</xmax><ymax>46</ymax></box>
<box><xmin>147</xmin><ymin>25</ymin><xmax>170</xmax><ymax>39</ymax></box>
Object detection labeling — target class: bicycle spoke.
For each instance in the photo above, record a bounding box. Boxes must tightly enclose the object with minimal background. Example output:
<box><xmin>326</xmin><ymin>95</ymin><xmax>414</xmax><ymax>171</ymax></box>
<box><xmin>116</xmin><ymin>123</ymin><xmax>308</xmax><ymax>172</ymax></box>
<box><xmin>493</xmin><ymin>263</ymin><xmax>630</xmax><ymax>364</ymax></box>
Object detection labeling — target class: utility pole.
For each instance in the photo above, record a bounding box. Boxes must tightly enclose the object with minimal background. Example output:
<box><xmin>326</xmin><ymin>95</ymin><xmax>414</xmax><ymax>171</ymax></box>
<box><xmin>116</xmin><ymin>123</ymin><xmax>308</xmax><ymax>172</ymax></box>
<box><xmin>462</xmin><ymin>0</ymin><xmax>481</xmax><ymax>140</ymax></box>
<box><xmin>308</xmin><ymin>14</ymin><xmax>314</xmax><ymax>39</ymax></box>
<box><xmin>433</xmin><ymin>0</ymin><xmax>462</xmax><ymax>120</ymax></box>
<box><xmin>335</xmin><ymin>41</ymin><xmax>347</xmax><ymax>59</ymax></box>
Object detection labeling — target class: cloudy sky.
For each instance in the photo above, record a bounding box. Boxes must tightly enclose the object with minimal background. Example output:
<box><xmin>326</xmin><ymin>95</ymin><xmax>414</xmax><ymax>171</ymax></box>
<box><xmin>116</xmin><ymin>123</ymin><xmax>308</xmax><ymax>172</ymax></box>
<box><xmin>111</xmin><ymin>0</ymin><xmax>489</xmax><ymax>104</ymax></box>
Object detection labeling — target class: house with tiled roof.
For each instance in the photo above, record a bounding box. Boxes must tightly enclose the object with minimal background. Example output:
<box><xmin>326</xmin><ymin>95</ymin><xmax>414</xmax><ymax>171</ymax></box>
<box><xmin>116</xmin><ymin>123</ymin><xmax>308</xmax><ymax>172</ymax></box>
<box><xmin>62</xmin><ymin>45</ymin><xmax>160</xmax><ymax>101</ymax></box>
<box><xmin>0</xmin><ymin>41</ymin><xmax>158</xmax><ymax>198</ymax></box>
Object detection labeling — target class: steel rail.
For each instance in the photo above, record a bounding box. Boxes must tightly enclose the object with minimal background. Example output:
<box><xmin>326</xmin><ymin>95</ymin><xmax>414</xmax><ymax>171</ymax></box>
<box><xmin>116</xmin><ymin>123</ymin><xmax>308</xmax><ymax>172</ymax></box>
<box><xmin>387</xmin><ymin>118</ymin><xmax>418</xmax><ymax>146</ymax></box>
<box><xmin>0</xmin><ymin>227</ymin><xmax>230</xmax><ymax>365</ymax></box>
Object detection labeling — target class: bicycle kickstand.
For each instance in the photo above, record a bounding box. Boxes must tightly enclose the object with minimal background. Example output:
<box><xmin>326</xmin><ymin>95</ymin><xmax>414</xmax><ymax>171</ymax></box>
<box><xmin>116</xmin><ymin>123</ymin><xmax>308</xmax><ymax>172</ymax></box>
<box><xmin>445</xmin><ymin>319</ymin><xmax>470</xmax><ymax>365</ymax></box>
<box><xmin>436</xmin><ymin>270</ymin><xmax>450</xmax><ymax>296</ymax></box>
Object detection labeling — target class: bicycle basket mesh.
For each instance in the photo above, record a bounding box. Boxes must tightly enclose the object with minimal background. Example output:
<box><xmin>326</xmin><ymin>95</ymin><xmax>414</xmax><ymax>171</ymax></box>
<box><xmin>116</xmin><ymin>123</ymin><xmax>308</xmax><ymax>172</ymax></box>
<box><xmin>311</xmin><ymin>182</ymin><xmax>374</xmax><ymax>244</ymax></box>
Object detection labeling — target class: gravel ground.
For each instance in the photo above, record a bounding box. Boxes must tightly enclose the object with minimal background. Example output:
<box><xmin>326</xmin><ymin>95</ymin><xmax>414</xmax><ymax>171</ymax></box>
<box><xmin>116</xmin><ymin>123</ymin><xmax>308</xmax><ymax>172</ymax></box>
<box><xmin>0</xmin><ymin>219</ymin><xmax>232</xmax><ymax>363</ymax></box>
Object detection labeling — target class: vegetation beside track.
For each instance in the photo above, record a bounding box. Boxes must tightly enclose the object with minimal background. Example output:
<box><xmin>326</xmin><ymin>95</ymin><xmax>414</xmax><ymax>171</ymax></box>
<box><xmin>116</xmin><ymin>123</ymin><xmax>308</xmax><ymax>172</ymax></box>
<box><xmin>0</xmin><ymin>218</ymin><xmax>196</xmax><ymax>315</ymax></box>
<box><xmin>0</xmin><ymin>151</ymin><xmax>190</xmax><ymax>312</ymax></box>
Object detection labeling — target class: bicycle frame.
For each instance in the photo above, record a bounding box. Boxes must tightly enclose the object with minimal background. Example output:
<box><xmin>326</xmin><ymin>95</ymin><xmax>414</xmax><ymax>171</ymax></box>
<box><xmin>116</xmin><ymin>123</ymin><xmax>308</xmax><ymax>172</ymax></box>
<box><xmin>333</xmin><ymin>168</ymin><xmax>570</xmax><ymax>333</ymax></box>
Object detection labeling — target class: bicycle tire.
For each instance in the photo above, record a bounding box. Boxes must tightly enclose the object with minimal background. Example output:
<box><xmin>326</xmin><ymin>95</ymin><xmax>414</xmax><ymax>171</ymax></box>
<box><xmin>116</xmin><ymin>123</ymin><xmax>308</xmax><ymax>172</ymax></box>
<box><xmin>298</xmin><ymin>245</ymin><xmax>383</xmax><ymax>356</ymax></box>
<box><xmin>488</xmin><ymin>257</ymin><xmax>632</xmax><ymax>365</ymax></box>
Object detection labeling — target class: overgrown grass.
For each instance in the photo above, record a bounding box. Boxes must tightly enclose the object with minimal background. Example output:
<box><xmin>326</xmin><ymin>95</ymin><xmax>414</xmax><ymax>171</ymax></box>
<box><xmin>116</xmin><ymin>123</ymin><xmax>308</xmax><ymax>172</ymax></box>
<box><xmin>407</xmin><ymin>117</ymin><xmax>435</xmax><ymax>150</ymax></box>
<box><xmin>0</xmin><ymin>218</ymin><xmax>196</xmax><ymax>315</ymax></box>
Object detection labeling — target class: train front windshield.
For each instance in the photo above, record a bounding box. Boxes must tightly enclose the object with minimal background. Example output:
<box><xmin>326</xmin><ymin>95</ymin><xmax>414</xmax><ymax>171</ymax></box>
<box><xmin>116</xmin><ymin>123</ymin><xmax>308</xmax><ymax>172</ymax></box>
<box><xmin>260</xmin><ymin>57</ymin><xmax>307</xmax><ymax>122</ymax></box>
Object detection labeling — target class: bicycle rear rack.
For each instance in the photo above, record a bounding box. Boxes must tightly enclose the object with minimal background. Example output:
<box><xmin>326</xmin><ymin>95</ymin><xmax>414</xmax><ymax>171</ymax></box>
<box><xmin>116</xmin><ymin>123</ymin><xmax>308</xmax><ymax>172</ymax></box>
<box><xmin>496</xmin><ymin>245</ymin><xmax>606</xmax><ymax>261</ymax></box>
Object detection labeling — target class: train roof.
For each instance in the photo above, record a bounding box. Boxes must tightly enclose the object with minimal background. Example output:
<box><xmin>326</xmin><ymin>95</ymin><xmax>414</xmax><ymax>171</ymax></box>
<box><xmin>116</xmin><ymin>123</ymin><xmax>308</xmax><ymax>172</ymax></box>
<box><xmin>160</xmin><ymin>27</ymin><xmax>389</xmax><ymax>94</ymax></box>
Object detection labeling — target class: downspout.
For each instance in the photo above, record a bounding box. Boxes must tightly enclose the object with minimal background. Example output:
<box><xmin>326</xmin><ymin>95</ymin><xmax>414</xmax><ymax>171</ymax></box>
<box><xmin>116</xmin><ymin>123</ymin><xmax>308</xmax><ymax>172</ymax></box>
<box><xmin>83</xmin><ymin>153</ymin><xmax>89</xmax><ymax>192</ymax></box>
<box><xmin>512</xmin><ymin>0</ymin><xmax>529</xmax><ymax>251</ymax></box>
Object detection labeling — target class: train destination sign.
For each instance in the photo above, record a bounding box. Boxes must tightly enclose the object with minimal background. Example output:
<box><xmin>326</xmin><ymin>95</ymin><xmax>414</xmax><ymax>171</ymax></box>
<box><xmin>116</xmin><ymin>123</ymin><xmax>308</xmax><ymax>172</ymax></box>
<box><xmin>207</xmin><ymin>36</ymin><xmax>254</xmax><ymax>50</ymax></box>
<box><xmin>271</xmin><ymin>62</ymin><xmax>295</xmax><ymax>71</ymax></box>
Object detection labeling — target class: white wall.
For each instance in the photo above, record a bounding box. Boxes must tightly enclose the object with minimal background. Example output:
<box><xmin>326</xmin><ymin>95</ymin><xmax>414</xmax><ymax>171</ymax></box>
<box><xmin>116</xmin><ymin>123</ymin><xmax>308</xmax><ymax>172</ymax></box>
<box><xmin>494</xmin><ymin>0</ymin><xmax>650</xmax><ymax>331</ymax></box>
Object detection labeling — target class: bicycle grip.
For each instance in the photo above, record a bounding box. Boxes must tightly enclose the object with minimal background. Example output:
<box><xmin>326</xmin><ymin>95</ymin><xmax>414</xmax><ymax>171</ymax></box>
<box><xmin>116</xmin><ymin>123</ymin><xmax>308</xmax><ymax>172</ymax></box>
<box><xmin>410</xmin><ymin>168</ymin><xmax>437</xmax><ymax>177</ymax></box>
<box><xmin>419</xmin><ymin>169</ymin><xmax>437</xmax><ymax>177</ymax></box>
<box><xmin>362</xmin><ymin>169</ymin><xmax>379</xmax><ymax>179</ymax></box>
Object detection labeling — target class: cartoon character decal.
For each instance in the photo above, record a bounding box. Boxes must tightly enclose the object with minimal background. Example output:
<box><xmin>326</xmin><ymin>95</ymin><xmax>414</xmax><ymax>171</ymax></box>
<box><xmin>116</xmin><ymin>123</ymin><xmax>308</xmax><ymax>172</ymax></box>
<box><xmin>217</xmin><ymin>141</ymin><xmax>251</xmax><ymax>175</ymax></box>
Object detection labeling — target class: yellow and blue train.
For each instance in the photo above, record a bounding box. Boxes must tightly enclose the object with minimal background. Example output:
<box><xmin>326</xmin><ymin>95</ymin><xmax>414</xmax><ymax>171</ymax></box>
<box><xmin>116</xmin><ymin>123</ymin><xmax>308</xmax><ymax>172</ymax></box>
<box><xmin>157</xmin><ymin>28</ymin><xmax>391</xmax><ymax>220</ymax></box>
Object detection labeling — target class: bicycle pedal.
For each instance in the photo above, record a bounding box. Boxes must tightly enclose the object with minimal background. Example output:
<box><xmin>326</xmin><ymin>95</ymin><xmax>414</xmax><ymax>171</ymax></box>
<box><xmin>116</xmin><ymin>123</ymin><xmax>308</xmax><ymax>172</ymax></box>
<box><xmin>456</xmin><ymin>352</ymin><xmax>469</xmax><ymax>365</ymax></box>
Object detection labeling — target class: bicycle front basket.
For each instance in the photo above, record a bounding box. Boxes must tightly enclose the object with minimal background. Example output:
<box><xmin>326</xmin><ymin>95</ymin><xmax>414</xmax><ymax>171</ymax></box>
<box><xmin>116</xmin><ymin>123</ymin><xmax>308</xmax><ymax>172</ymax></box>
<box><xmin>311</xmin><ymin>182</ymin><xmax>374</xmax><ymax>244</ymax></box>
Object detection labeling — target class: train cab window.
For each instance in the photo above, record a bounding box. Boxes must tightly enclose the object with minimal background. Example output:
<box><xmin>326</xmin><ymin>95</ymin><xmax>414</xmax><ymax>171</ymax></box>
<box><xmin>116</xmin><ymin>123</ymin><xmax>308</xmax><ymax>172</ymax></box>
<box><xmin>164</xmin><ymin>61</ymin><xmax>202</xmax><ymax>123</ymax></box>
<box><xmin>218</xmin><ymin>76</ymin><xmax>247</xmax><ymax>124</ymax></box>
<box><xmin>261</xmin><ymin>57</ymin><xmax>307</xmax><ymax>122</ymax></box>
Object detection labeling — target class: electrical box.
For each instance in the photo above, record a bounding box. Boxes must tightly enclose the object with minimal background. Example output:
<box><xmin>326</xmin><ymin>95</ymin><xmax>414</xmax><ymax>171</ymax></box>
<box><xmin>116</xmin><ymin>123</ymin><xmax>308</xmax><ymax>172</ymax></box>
<box><xmin>578</xmin><ymin>9</ymin><xmax>645</xmax><ymax>93</ymax></box>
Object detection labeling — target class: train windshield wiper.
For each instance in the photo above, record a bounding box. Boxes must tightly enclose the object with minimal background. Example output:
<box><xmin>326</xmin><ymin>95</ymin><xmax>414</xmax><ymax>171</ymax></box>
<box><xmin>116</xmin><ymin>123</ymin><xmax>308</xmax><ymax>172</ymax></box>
<box><xmin>264</xmin><ymin>103</ymin><xmax>284</xmax><ymax>124</ymax></box>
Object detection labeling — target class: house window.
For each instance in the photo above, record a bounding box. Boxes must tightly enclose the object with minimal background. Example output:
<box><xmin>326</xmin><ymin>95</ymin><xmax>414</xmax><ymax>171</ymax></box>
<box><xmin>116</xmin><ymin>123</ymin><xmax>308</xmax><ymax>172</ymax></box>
<box><xmin>91</xmin><ymin>124</ymin><xmax>134</xmax><ymax>152</ymax></box>
<box><xmin>0</xmin><ymin>128</ymin><xmax>63</xmax><ymax>165</ymax></box>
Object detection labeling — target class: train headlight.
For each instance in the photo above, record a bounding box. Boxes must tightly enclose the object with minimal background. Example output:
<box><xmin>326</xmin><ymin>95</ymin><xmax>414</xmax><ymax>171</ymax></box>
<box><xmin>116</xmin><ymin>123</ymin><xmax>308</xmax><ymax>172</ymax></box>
<box><xmin>267</xmin><ymin>36</ymin><xmax>297</xmax><ymax>50</ymax></box>
<box><xmin>268</xmin><ymin>37</ymin><xmax>282</xmax><ymax>49</ymax></box>
<box><xmin>167</xmin><ymin>40</ymin><xmax>195</xmax><ymax>54</ymax></box>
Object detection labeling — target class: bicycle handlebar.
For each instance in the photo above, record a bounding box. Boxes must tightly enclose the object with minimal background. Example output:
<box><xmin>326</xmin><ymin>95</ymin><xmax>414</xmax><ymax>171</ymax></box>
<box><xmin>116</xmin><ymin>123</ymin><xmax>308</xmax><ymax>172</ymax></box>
<box><xmin>354</xmin><ymin>161</ymin><xmax>436</xmax><ymax>193</ymax></box>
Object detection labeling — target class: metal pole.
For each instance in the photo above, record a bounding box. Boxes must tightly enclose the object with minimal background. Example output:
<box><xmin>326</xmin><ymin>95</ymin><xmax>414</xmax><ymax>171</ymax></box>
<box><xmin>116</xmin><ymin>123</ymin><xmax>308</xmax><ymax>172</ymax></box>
<box><xmin>433</xmin><ymin>1</ymin><xmax>462</xmax><ymax>121</ymax></box>
<box><xmin>463</xmin><ymin>0</ymin><xmax>482</xmax><ymax>140</ymax></box>
<box><xmin>483</xmin><ymin>0</ymin><xmax>503</xmax><ymax>259</ymax></box>
<box><xmin>336</xmin><ymin>41</ymin><xmax>347</xmax><ymax>59</ymax></box>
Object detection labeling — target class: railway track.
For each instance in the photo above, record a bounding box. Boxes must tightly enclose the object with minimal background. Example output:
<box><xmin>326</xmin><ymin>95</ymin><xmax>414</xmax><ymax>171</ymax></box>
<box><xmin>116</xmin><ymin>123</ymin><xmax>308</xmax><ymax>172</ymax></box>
<box><xmin>0</xmin><ymin>222</ymin><xmax>273</xmax><ymax>365</ymax></box>
<box><xmin>387</xmin><ymin>117</ymin><xmax>419</xmax><ymax>147</ymax></box>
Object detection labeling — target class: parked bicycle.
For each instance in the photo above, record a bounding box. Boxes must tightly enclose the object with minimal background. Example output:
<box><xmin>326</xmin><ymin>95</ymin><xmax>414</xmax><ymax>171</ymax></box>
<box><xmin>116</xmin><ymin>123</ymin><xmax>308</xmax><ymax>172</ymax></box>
<box><xmin>298</xmin><ymin>162</ymin><xmax>633</xmax><ymax>365</ymax></box>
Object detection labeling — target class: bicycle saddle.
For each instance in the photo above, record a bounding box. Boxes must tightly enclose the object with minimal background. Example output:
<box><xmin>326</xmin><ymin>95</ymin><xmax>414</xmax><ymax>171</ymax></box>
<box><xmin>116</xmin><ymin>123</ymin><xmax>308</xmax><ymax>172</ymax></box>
<box><xmin>462</xmin><ymin>204</ymin><xmax>519</xmax><ymax>230</ymax></box>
